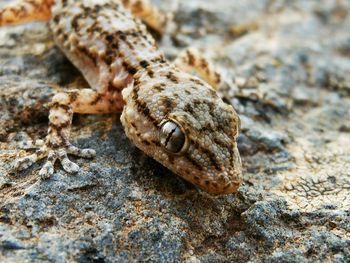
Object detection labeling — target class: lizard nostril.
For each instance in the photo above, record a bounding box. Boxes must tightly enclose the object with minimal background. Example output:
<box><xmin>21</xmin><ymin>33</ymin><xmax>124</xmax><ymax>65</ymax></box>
<box><xmin>159</xmin><ymin>120</ymin><xmax>186</xmax><ymax>154</ymax></box>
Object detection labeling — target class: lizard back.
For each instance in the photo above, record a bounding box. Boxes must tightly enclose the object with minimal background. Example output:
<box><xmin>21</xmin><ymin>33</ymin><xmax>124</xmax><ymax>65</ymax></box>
<box><xmin>51</xmin><ymin>0</ymin><xmax>164</xmax><ymax>99</ymax></box>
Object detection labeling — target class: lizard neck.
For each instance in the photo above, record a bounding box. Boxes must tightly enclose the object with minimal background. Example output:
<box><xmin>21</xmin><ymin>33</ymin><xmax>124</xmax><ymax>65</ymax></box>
<box><xmin>108</xmin><ymin>52</ymin><xmax>168</xmax><ymax>92</ymax></box>
<box><xmin>132</xmin><ymin>60</ymin><xmax>179</xmax><ymax>89</ymax></box>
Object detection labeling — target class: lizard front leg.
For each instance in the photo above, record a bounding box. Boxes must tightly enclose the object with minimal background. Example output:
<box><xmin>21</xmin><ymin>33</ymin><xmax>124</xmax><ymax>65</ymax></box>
<box><xmin>174</xmin><ymin>47</ymin><xmax>227</xmax><ymax>91</ymax></box>
<box><xmin>0</xmin><ymin>0</ymin><xmax>54</xmax><ymax>26</ymax></box>
<box><xmin>15</xmin><ymin>89</ymin><xmax>123</xmax><ymax>179</ymax></box>
<box><xmin>174</xmin><ymin>47</ymin><xmax>238</xmax><ymax>103</ymax></box>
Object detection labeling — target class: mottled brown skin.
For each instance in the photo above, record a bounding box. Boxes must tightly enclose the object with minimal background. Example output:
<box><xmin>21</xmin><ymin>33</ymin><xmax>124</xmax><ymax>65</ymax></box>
<box><xmin>2</xmin><ymin>0</ymin><xmax>242</xmax><ymax>194</ymax></box>
<box><xmin>0</xmin><ymin>0</ymin><xmax>54</xmax><ymax>26</ymax></box>
<box><xmin>121</xmin><ymin>63</ymin><xmax>242</xmax><ymax>193</ymax></box>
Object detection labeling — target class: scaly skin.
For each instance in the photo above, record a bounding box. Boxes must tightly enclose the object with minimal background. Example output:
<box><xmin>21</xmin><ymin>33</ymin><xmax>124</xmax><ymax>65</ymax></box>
<box><xmin>2</xmin><ymin>0</ymin><xmax>242</xmax><ymax>194</ymax></box>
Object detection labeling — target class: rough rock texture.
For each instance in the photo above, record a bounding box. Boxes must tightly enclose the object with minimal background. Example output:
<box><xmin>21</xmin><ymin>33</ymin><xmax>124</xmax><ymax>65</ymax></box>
<box><xmin>0</xmin><ymin>0</ymin><xmax>349</xmax><ymax>262</ymax></box>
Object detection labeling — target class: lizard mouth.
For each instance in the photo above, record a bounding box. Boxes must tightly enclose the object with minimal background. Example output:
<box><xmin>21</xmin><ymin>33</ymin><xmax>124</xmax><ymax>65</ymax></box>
<box><xmin>192</xmin><ymin>145</ymin><xmax>242</xmax><ymax>194</ymax></box>
<box><xmin>197</xmin><ymin>169</ymin><xmax>242</xmax><ymax>194</ymax></box>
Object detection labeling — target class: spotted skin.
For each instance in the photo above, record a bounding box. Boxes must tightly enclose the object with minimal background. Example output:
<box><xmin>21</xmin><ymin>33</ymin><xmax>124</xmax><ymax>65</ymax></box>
<box><xmin>0</xmin><ymin>0</ymin><xmax>54</xmax><ymax>26</ymax></box>
<box><xmin>2</xmin><ymin>0</ymin><xmax>242</xmax><ymax>194</ymax></box>
<box><xmin>174</xmin><ymin>47</ymin><xmax>223</xmax><ymax>90</ymax></box>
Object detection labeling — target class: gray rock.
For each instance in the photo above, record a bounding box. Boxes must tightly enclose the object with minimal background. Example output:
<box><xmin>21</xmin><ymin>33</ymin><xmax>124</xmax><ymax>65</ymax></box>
<box><xmin>0</xmin><ymin>0</ymin><xmax>349</xmax><ymax>262</ymax></box>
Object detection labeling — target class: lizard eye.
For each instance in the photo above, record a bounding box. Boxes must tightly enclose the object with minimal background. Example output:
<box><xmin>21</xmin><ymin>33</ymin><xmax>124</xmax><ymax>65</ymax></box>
<box><xmin>160</xmin><ymin>120</ymin><xmax>186</xmax><ymax>154</ymax></box>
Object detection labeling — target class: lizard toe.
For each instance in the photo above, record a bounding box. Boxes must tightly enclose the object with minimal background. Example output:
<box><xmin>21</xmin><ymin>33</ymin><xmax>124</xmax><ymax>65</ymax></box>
<box><xmin>58</xmin><ymin>149</ymin><xmax>80</xmax><ymax>174</ymax></box>
<box><xmin>14</xmin><ymin>154</ymin><xmax>38</xmax><ymax>171</ymax></box>
<box><xmin>39</xmin><ymin>161</ymin><xmax>55</xmax><ymax>179</ymax></box>
<box><xmin>67</xmin><ymin>145</ymin><xmax>96</xmax><ymax>158</ymax></box>
<box><xmin>38</xmin><ymin>151</ymin><xmax>57</xmax><ymax>179</ymax></box>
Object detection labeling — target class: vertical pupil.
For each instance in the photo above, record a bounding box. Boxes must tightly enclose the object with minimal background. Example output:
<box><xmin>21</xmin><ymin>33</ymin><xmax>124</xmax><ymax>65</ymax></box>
<box><xmin>160</xmin><ymin>121</ymin><xmax>185</xmax><ymax>153</ymax></box>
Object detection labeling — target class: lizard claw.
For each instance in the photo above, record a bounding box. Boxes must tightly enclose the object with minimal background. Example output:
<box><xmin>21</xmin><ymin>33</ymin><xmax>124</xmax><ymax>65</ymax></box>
<box><xmin>38</xmin><ymin>150</ymin><xmax>57</xmax><ymax>179</ymax></box>
<box><xmin>38</xmin><ymin>160</ymin><xmax>55</xmax><ymax>179</ymax></box>
<box><xmin>58</xmin><ymin>149</ymin><xmax>80</xmax><ymax>174</ymax></box>
<box><xmin>14</xmin><ymin>153</ymin><xmax>38</xmax><ymax>171</ymax></box>
<box><xmin>14</xmin><ymin>143</ymin><xmax>96</xmax><ymax>178</ymax></box>
<box><xmin>66</xmin><ymin>145</ymin><xmax>96</xmax><ymax>158</ymax></box>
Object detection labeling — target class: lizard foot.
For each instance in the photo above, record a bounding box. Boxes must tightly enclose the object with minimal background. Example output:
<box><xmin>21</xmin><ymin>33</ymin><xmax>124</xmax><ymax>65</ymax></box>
<box><xmin>14</xmin><ymin>144</ymin><xmax>96</xmax><ymax>179</ymax></box>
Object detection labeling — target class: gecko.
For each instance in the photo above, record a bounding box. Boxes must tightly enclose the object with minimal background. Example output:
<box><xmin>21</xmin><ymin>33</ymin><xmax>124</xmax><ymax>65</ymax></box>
<box><xmin>0</xmin><ymin>0</ymin><xmax>242</xmax><ymax>194</ymax></box>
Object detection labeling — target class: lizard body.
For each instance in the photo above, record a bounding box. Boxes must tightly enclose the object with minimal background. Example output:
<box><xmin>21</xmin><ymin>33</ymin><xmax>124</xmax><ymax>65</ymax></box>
<box><xmin>1</xmin><ymin>0</ymin><xmax>242</xmax><ymax>194</ymax></box>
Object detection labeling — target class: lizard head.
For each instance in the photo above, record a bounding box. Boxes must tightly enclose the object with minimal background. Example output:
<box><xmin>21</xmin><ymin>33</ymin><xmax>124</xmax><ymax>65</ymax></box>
<box><xmin>121</xmin><ymin>66</ymin><xmax>242</xmax><ymax>194</ymax></box>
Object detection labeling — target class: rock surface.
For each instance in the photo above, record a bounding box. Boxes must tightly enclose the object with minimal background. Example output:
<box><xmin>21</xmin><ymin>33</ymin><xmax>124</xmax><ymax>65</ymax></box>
<box><xmin>0</xmin><ymin>0</ymin><xmax>349</xmax><ymax>262</ymax></box>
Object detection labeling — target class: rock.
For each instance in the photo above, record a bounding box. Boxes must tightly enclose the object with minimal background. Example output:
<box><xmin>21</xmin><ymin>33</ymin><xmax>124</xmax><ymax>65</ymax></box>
<box><xmin>0</xmin><ymin>0</ymin><xmax>349</xmax><ymax>262</ymax></box>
